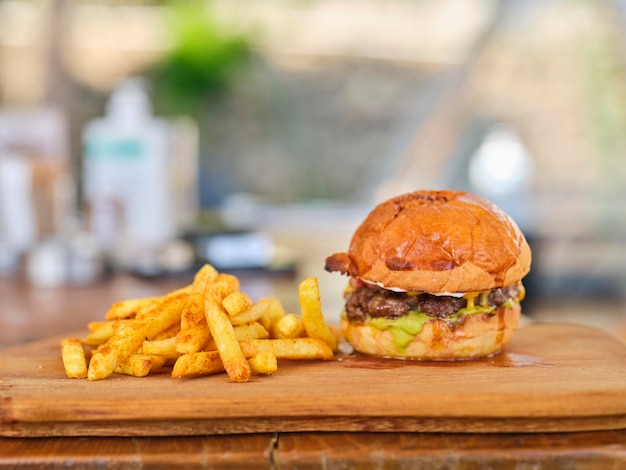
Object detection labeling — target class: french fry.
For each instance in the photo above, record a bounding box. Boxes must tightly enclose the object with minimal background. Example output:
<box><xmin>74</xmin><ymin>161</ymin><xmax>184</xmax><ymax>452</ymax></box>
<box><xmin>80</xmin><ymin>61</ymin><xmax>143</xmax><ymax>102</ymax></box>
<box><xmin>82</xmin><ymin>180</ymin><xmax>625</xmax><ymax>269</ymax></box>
<box><xmin>132</xmin><ymin>285</ymin><xmax>192</xmax><ymax>321</ymax></box>
<box><xmin>239</xmin><ymin>338</ymin><xmax>334</xmax><ymax>360</ymax></box>
<box><xmin>259</xmin><ymin>297</ymin><xmax>287</xmax><ymax>334</ymax></box>
<box><xmin>83</xmin><ymin>320</ymin><xmax>130</xmax><ymax>347</ymax></box>
<box><xmin>248</xmin><ymin>351</ymin><xmax>278</xmax><ymax>375</ymax></box>
<box><xmin>204</xmin><ymin>286</ymin><xmax>251</xmax><ymax>383</ymax></box>
<box><xmin>104</xmin><ymin>297</ymin><xmax>161</xmax><ymax>320</ymax></box>
<box><xmin>87</xmin><ymin>321</ymin><xmax>108</xmax><ymax>332</ymax></box>
<box><xmin>175</xmin><ymin>264</ymin><xmax>219</xmax><ymax>354</ymax></box>
<box><xmin>214</xmin><ymin>273</ymin><xmax>240</xmax><ymax>298</ymax></box>
<box><xmin>148</xmin><ymin>355</ymin><xmax>168</xmax><ymax>371</ymax></box>
<box><xmin>230</xmin><ymin>297</ymin><xmax>274</xmax><ymax>326</ymax></box>
<box><xmin>152</xmin><ymin>323</ymin><xmax>180</xmax><ymax>341</ymax></box>
<box><xmin>172</xmin><ymin>351</ymin><xmax>224</xmax><ymax>378</ymax></box>
<box><xmin>222</xmin><ymin>291</ymin><xmax>253</xmax><ymax>317</ymax></box>
<box><xmin>299</xmin><ymin>277</ymin><xmax>337</xmax><ymax>351</ymax></box>
<box><xmin>204</xmin><ymin>321</ymin><xmax>269</xmax><ymax>351</ymax></box>
<box><xmin>60</xmin><ymin>338</ymin><xmax>88</xmax><ymax>378</ymax></box>
<box><xmin>62</xmin><ymin>263</ymin><xmax>336</xmax><ymax>382</ymax></box>
<box><xmin>173</xmin><ymin>349</ymin><xmax>278</xmax><ymax>377</ymax></box>
<box><xmin>142</xmin><ymin>336</ymin><xmax>180</xmax><ymax>358</ymax></box>
<box><xmin>87</xmin><ymin>292</ymin><xmax>188</xmax><ymax>381</ymax></box>
<box><xmin>275</xmin><ymin>313</ymin><xmax>305</xmax><ymax>339</ymax></box>
<box><xmin>116</xmin><ymin>354</ymin><xmax>158</xmax><ymax>377</ymax></box>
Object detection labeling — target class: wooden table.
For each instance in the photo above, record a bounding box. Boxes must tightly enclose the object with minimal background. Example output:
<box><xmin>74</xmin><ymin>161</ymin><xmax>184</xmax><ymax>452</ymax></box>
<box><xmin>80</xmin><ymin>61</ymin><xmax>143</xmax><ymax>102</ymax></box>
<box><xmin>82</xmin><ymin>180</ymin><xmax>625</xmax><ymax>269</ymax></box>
<box><xmin>1</xmin><ymin>431</ymin><xmax>625</xmax><ymax>468</ymax></box>
<box><xmin>1</xmin><ymin>275</ymin><xmax>625</xmax><ymax>469</ymax></box>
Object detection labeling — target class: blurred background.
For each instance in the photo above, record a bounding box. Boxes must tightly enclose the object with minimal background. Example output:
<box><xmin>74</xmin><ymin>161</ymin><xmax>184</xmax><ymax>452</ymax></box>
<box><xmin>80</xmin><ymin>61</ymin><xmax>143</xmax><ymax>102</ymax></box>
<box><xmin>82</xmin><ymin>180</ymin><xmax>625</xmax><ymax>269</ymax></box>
<box><xmin>0</xmin><ymin>0</ymin><xmax>625</xmax><ymax>344</ymax></box>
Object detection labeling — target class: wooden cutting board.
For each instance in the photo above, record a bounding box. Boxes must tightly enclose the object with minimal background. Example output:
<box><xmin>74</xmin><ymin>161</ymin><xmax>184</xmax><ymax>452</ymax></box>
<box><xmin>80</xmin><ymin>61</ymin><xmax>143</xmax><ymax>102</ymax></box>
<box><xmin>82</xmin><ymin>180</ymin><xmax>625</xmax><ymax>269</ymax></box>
<box><xmin>1</xmin><ymin>322</ymin><xmax>625</xmax><ymax>437</ymax></box>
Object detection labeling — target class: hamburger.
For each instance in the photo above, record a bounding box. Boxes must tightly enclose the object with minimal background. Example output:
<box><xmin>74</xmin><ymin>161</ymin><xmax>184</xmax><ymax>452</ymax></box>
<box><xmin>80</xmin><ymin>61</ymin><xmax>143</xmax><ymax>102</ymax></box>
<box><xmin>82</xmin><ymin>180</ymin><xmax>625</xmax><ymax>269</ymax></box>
<box><xmin>324</xmin><ymin>190</ymin><xmax>531</xmax><ymax>360</ymax></box>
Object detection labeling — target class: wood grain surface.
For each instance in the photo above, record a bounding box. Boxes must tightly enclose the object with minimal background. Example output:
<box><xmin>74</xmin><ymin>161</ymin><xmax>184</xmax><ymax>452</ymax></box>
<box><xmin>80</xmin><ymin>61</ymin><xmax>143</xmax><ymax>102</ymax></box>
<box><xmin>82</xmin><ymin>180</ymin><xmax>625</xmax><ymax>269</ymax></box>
<box><xmin>1</xmin><ymin>431</ymin><xmax>625</xmax><ymax>469</ymax></box>
<box><xmin>1</xmin><ymin>322</ymin><xmax>625</xmax><ymax>437</ymax></box>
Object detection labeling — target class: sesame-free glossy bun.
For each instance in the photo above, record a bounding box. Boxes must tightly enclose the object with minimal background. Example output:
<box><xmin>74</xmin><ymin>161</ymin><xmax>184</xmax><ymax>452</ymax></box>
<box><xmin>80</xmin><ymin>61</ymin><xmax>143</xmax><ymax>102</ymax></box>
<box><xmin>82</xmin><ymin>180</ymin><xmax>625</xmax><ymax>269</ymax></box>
<box><xmin>325</xmin><ymin>190</ymin><xmax>531</xmax><ymax>293</ymax></box>
<box><xmin>340</xmin><ymin>303</ymin><xmax>521</xmax><ymax>360</ymax></box>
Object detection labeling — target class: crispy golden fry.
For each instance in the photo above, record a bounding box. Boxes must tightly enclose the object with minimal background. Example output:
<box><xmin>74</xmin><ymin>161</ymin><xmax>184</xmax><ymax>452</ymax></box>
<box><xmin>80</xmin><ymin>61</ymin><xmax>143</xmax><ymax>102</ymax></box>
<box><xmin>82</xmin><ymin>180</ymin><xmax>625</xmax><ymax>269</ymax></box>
<box><xmin>173</xmin><ymin>349</ymin><xmax>278</xmax><ymax>378</ymax></box>
<box><xmin>231</xmin><ymin>297</ymin><xmax>275</xmax><ymax>326</ymax></box>
<box><xmin>172</xmin><ymin>351</ymin><xmax>224</xmax><ymax>378</ymax></box>
<box><xmin>142</xmin><ymin>336</ymin><xmax>180</xmax><ymax>358</ymax></box>
<box><xmin>83</xmin><ymin>320</ymin><xmax>130</xmax><ymax>347</ymax></box>
<box><xmin>104</xmin><ymin>297</ymin><xmax>160</xmax><ymax>321</ymax></box>
<box><xmin>135</xmin><ymin>285</ymin><xmax>192</xmax><ymax>320</ymax></box>
<box><xmin>239</xmin><ymin>338</ymin><xmax>333</xmax><ymax>360</ymax></box>
<box><xmin>87</xmin><ymin>321</ymin><xmax>107</xmax><ymax>332</ymax></box>
<box><xmin>248</xmin><ymin>351</ymin><xmax>277</xmax><ymax>375</ymax></box>
<box><xmin>175</xmin><ymin>264</ymin><xmax>219</xmax><ymax>354</ymax></box>
<box><xmin>222</xmin><ymin>291</ymin><xmax>253</xmax><ymax>317</ymax></box>
<box><xmin>63</xmin><ymin>263</ymin><xmax>336</xmax><ymax>383</ymax></box>
<box><xmin>204</xmin><ymin>286</ymin><xmax>250</xmax><ymax>383</ymax></box>
<box><xmin>152</xmin><ymin>323</ymin><xmax>180</xmax><ymax>341</ymax></box>
<box><xmin>214</xmin><ymin>273</ymin><xmax>240</xmax><ymax>298</ymax></box>
<box><xmin>275</xmin><ymin>313</ymin><xmax>305</xmax><ymax>339</ymax></box>
<box><xmin>299</xmin><ymin>277</ymin><xmax>338</xmax><ymax>352</ymax></box>
<box><xmin>83</xmin><ymin>322</ymin><xmax>115</xmax><ymax>346</ymax></box>
<box><xmin>258</xmin><ymin>297</ymin><xmax>287</xmax><ymax>334</ymax></box>
<box><xmin>61</xmin><ymin>338</ymin><xmax>88</xmax><ymax>378</ymax></box>
<box><xmin>107</xmin><ymin>286</ymin><xmax>191</xmax><ymax>322</ymax></box>
<box><xmin>115</xmin><ymin>354</ymin><xmax>156</xmax><ymax>377</ymax></box>
<box><xmin>149</xmin><ymin>355</ymin><xmax>168</xmax><ymax>371</ymax></box>
<box><xmin>87</xmin><ymin>293</ymin><xmax>188</xmax><ymax>381</ymax></box>
<box><xmin>204</xmin><ymin>321</ymin><xmax>269</xmax><ymax>351</ymax></box>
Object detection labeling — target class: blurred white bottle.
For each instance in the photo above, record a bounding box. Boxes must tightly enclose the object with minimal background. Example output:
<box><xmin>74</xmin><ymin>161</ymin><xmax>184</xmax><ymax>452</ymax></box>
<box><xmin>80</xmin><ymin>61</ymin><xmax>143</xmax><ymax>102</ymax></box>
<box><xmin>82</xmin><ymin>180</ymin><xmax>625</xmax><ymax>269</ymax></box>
<box><xmin>82</xmin><ymin>79</ymin><xmax>174</xmax><ymax>274</ymax></box>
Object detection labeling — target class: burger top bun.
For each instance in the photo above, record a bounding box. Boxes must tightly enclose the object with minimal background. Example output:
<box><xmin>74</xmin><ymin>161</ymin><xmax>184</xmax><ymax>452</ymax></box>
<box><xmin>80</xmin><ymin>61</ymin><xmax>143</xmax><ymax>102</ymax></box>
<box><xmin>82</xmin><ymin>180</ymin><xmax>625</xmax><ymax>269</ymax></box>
<box><xmin>325</xmin><ymin>190</ymin><xmax>531</xmax><ymax>293</ymax></box>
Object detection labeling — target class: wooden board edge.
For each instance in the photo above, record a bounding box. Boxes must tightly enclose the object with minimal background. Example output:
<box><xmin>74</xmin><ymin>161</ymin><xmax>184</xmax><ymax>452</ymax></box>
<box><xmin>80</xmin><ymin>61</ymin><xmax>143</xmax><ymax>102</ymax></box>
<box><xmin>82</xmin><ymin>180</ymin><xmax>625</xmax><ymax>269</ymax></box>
<box><xmin>2</xmin><ymin>415</ymin><xmax>626</xmax><ymax>438</ymax></box>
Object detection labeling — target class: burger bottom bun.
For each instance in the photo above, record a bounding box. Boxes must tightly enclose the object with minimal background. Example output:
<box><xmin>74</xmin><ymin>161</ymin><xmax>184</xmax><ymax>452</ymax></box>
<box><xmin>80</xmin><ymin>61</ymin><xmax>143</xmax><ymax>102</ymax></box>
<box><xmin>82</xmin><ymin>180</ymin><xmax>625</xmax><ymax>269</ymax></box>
<box><xmin>340</xmin><ymin>303</ymin><xmax>521</xmax><ymax>360</ymax></box>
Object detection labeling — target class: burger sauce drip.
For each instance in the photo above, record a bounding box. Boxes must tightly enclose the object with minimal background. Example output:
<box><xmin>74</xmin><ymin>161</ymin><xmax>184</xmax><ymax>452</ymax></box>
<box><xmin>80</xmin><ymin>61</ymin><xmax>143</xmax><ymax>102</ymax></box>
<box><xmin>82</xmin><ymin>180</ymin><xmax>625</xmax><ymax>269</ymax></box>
<box><xmin>431</xmin><ymin>320</ymin><xmax>446</xmax><ymax>352</ymax></box>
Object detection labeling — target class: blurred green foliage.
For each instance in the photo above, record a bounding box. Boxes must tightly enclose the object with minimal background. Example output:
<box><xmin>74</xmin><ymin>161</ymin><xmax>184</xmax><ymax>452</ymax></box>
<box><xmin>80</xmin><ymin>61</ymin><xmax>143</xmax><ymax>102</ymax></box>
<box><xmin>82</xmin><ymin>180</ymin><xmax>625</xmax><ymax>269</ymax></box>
<box><xmin>149</xmin><ymin>1</ymin><xmax>251</xmax><ymax>116</ymax></box>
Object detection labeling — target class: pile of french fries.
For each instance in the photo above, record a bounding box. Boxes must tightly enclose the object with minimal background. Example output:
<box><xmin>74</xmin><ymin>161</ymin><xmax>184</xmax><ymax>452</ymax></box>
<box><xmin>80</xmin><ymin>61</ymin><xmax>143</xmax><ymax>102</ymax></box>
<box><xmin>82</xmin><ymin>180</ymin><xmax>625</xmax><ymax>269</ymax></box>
<box><xmin>60</xmin><ymin>264</ymin><xmax>338</xmax><ymax>382</ymax></box>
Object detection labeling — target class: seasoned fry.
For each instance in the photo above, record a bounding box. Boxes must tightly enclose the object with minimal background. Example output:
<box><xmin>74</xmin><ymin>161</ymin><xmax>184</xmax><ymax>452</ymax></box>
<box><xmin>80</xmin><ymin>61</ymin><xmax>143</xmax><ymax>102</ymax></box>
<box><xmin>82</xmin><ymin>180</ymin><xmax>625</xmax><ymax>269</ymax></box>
<box><xmin>104</xmin><ymin>297</ymin><xmax>161</xmax><ymax>320</ymax></box>
<box><xmin>87</xmin><ymin>321</ymin><xmax>107</xmax><ymax>332</ymax></box>
<box><xmin>222</xmin><ymin>291</ymin><xmax>253</xmax><ymax>317</ymax></box>
<box><xmin>239</xmin><ymin>338</ymin><xmax>334</xmax><ymax>360</ymax></box>
<box><xmin>299</xmin><ymin>277</ymin><xmax>338</xmax><ymax>352</ymax></box>
<box><xmin>61</xmin><ymin>263</ymin><xmax>336</xmax><ymax>382</ymax></box>
<box><xmin>214</xmin><ymin>273</ymin><xmax>240</xmax><ymax>298</ymax></box>
<box><xmin>204</xmin><ymin>321</ymin><xmax>269</xmax><ymax>351</ymax></box>
<box><xmin>204</xmin><ymin>285</ymin><xmax>250</xmax><ymax>383</ymax></box>
<box><xmin>87</xmin><ymin>293</ymin><xmax>188</xmax><ymax>381</ymax></box>
<box><xmin>142</xmin><ymin>336</ymin><xmax>180</xmax><ymax>358</ymax></box>
<box><xmin>60</xmin><ymin>338</ymin><xmax>88</xmax><ymax>378</ymax></box>
<box><xmin>259</xmin><ymin>297</ymin><xmax>286</xmax><ymax>332</ymax></box>
<box><xmin>275</xmin><ymin>313</ymin><xmax>305</xmax><ymax>339</ymax></box>
<box><xmin>152</xmin><ymin>323</ymin><xmax>180</xmax><ymax>341</ymax></box>
<box><xmin>230</xmin><ymin>297</ymin><xmax>274</xmax><ymax>326</ymax></box>
<box><xmin>83</xmin><ymin>320</ymin><xmax>130</xmax><ymax>347</ymax></box>
<box><xmin>175</xmin><ymin>264</ymin><xmax>218</xmax><ymax>354</ymax></box>
<box><xmin>116</xmin><ymin>354</ymin><xmax>155</xmax><ymax>377</ymax></box>
<box><xmin>173</xmin><ymin>349</ymin><xmax>278</xmax><ymax>377</ymax></box>
<box><xmin>172</xmin><ymin>351</ymin><xmax>224</xmax><ymax>378</ymax></box>
<box><xmin>248</xmin><ymin>351</ymin><xmax>278</xmax><ymax>375</ymax></box>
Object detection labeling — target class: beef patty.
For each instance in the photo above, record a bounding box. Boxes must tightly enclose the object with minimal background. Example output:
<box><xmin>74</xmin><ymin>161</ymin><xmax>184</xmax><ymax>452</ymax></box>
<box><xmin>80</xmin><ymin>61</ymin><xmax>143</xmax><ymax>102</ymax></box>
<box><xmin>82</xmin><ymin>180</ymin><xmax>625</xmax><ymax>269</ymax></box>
<box><xmin>344</xmin><ymin>284</ymin><xmax>521</xmax><ymax>323</ymax></box>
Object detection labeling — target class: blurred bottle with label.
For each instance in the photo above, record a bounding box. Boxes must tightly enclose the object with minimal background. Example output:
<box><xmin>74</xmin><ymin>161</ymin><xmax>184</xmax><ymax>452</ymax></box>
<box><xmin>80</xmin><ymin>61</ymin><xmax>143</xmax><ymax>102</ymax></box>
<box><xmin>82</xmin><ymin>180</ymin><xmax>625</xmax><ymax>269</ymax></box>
<box><xmin>82</xmin><ymin>78</ymin><xmax>198</xmax><ymax>275</ymax></box>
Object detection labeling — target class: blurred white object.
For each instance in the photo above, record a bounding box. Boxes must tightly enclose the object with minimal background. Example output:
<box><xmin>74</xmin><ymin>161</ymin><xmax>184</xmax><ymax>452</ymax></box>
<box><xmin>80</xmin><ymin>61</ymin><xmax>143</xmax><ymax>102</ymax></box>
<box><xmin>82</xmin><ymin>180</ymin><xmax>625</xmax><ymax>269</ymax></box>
<box><xmin>469</xmin><ymin>125</ymin><xmax>533</xmax><ymax>195</ymax></box>
<box><xmin>0</xmin><ymin>153</ymin><xmax>37</xmax><ymax>253</ymax></box>
<box><xmin>0</xmin><ymin>108</ymin><xmax>70</xmax><ymax>278</ymax></box>
<box><xmin>203</xmin><ymin>232</ymin><xmax>274</xmax><ymax>270</ymax></box>
<box><xmin>82</xmin><ymin>78</ymin><xmax>198</xmax><ymax>271</ymax></box>
<box><xmin>25</xmin><ymin>239</ymin><xmax>68</xmax><ymax>288</ymax></box>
